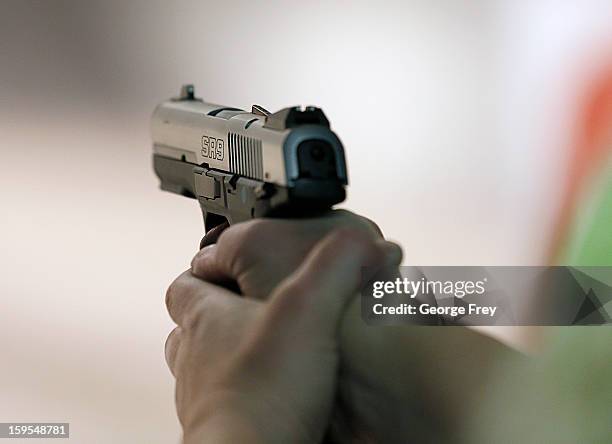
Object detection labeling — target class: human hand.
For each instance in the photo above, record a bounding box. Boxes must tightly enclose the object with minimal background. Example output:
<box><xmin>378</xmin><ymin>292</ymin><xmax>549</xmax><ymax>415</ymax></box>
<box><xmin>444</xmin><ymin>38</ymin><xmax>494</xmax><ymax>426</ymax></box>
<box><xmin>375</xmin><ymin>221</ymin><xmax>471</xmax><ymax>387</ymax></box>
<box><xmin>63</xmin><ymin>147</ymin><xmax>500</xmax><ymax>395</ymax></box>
<box><xmin>190</xmin><ymin>211</ymin><xmax>515</xmax><ymax>443</ymax></box>
<box><xmin>192</xmin><ymin>210</ymin><xmax>386</xmax><ymax>300</ymax></box>
<box><xmin>165</xmin><ymin>228</ymin><xmax>400</xmax><ymax>444</ymax></box>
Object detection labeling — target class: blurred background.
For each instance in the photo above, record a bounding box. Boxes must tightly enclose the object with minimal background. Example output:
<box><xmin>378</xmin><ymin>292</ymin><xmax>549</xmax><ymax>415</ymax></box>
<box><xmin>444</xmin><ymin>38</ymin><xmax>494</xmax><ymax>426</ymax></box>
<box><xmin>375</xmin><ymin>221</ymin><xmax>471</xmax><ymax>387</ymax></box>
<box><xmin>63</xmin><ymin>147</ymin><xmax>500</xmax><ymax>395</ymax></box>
<box><xmin>1</xmin><ymin>1</ymin><xmax>611</xmax><ymax>442</ymax></box>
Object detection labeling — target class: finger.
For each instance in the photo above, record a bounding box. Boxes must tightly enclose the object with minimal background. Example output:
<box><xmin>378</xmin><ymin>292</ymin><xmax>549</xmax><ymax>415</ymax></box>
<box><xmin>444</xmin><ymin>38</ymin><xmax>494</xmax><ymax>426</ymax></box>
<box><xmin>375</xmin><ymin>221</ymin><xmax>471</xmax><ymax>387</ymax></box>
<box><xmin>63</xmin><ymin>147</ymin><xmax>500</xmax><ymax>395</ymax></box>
<box><xmin>191</xmin><ymin>245</ymin><xmax>231</xmax><ymax>283</ymax></box>
<box><xmin>266</xmin><ymin>229</ymin><xmax>402</xmax><ymax>337</ymax></box>
<box><xmin>166</xmin><ymin>270</ymin><xmax>228</xmax><ymax>326</ymax></box>
<box><xmin>190</xmin><ymin>213</ymin><xmax>385</xmax><ymax>299</ymax></box>
<box><xmin>330</xmin><ymin>209</ymin><xmax>384</xmax><ymax>238</ymax></box>
<box><xmin>166</xmin><ymin>271</ymin><xmax>200</xmax><ymax>326</ymax></box>
<box><xmin>191</xmin><ymin>220</ymin><xmax>284</xmax><ymax>298</ymax></box>
<box><xmin>200</xmin><ymin>221</ymin><xmax>229</xmax><ymax>249</ymax></box>
<box><xmin>191</xmin><ymin>245</ymin><xmax>242</xmax><ymax>294</ymax></box>
<box><xmin>165</xmin><ymin>326</ymin><xmax>182</xmax><ymax>377</ymax></box>
<box><xmin>191</xmin><ymin>222</ymin><xmax>257</xmax><ymax>284</ymax></box>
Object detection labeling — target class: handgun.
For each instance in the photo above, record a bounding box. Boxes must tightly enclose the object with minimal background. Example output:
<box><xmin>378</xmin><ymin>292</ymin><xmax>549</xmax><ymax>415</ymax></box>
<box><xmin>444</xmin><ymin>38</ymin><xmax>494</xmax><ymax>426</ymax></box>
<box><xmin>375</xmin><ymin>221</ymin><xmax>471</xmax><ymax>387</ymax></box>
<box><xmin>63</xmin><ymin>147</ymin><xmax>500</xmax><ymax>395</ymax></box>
<box><xmin>152</xmin><ymin>85</ymin><xmax>348</xmax><ymax>232</ymax></box>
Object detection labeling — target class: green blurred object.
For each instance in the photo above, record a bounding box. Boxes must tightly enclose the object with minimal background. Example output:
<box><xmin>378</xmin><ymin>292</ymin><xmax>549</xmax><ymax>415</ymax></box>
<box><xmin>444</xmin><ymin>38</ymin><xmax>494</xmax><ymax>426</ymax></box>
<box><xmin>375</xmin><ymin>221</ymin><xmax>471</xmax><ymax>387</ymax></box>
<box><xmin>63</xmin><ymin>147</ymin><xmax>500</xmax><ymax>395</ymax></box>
<box><xmin>465</xmin><ymin>161</ymin><xmax>612</xmax><ymax>444</ymax></box>
<box><xmin>563</xmin><ymin>162</ymin><xmax>612</xmax><ymax>265</ymax></box>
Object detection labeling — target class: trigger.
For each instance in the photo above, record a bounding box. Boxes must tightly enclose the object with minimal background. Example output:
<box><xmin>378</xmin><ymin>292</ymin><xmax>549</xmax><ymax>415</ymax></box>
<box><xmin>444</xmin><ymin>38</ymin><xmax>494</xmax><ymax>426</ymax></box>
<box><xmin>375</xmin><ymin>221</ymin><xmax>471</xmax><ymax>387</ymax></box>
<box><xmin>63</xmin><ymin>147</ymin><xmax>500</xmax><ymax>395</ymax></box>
<box><xmin>200</xmin><ymin>220</ymin><xmax>229</xmax><ymax>248</ymax></box>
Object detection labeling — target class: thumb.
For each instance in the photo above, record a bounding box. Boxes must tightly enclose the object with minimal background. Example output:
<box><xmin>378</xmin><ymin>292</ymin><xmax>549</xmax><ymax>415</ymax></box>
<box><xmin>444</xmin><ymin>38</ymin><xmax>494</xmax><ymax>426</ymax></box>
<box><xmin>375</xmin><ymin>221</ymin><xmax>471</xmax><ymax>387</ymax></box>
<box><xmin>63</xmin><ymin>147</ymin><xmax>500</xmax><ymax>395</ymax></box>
<box><xmin>264</xmin><ymin>228</ymin><xmax>402</xmax><ymax>339</ymax></box>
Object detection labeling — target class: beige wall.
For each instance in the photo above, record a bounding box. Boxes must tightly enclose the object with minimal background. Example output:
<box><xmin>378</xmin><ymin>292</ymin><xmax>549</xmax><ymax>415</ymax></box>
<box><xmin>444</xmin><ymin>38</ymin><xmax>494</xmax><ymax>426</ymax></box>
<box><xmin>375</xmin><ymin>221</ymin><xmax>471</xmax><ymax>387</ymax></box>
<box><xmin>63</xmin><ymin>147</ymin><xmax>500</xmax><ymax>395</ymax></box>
<box><xmin>1</xmin><ymin>1</ymin><xmax>611</xmax><ymax>442</ymax></box>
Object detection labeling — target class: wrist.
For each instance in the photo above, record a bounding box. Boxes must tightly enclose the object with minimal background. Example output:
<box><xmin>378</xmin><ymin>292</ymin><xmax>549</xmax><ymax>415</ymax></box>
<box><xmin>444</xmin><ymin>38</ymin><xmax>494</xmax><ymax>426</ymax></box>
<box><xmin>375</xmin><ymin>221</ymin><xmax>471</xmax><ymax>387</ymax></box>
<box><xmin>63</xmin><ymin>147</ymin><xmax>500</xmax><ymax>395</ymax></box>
<box><xmin>182</xmin><ymin>392</ymin><xmax>269</xmax><ymax>444</ymax></box>
<box><xmin>181</xmin><ymin>390</ymin><xmax>315</xmax><ymax>444</ymax></box>
<box><xmin>183</xmin><ymin>412</ymin><xmax>268</xmax><ymax>444</ymax></box>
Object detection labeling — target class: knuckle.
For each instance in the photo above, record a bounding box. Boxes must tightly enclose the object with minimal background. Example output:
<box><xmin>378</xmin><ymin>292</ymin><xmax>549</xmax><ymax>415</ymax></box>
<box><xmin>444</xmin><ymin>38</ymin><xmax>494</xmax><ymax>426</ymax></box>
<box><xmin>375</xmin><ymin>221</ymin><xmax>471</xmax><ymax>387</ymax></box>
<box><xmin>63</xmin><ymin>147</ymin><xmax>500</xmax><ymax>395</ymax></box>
<box><xmin>182</xmin><ymin>297</ymin><xmax>215</xmax><ymax>332</ymax></box>
<box><xmin>271</xmin><ymin>283</ymin><xmax>310</xmax><ymax>317</ymax></box>
<box><xmin>166</xmin><ymin>326</ymin><xmax>180</xmax><ymax>344</ymax></box>
<box><xmin>332</xmin><ymin>210</ymin><xmax>383</xmax><ymax>238</ymax></box>
<box><xmin>165</xmin><ymin>327</ymin><xmax>181</xmax><ymax>355</ymax></box>
<box><xmin>182</xmin><ymin>302</ymin><xmax>204</xmax><ymax>331</ymax></box>
<box><xmin>330</xmin><ymin>226</ymin><xmax>371</xmax><ymax>245</ymax></box>
<box><xmin>360</xmin><ymin>216</ymin><xmax>384</xmax><ymax>237</ymax></box>
<box><xmin>325</xmin><ymin>227</ymin><xmax>380</xmax><ymax>260</ymax></box>
<box><xmin>218</xmin><ymin>219</ymin><xmax>275</xmax><ymax>263</ymax></box>
<box><xmin>165</xmin><ymin>275</ymin><xmax>185</xmax><ymax>312</ymax></box>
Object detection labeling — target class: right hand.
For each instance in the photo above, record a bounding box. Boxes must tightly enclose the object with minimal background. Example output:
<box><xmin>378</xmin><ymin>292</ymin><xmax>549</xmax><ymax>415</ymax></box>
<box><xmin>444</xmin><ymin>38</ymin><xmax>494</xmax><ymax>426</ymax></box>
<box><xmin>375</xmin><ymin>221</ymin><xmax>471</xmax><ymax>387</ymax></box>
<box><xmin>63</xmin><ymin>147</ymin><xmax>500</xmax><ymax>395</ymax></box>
<box><xmin>192</xmin><ymin>210</ymin><xmax>388</xmax><ymax>300</ymax></box>
<box><xmin>165</xmin><ymin>229</ymin><xmax>397</xmax><ymax>444</ymax></box>
<box><xmin>190</xmin><ymin>211</ymin><xmax>514</xmax><ymax>443</ymax></box>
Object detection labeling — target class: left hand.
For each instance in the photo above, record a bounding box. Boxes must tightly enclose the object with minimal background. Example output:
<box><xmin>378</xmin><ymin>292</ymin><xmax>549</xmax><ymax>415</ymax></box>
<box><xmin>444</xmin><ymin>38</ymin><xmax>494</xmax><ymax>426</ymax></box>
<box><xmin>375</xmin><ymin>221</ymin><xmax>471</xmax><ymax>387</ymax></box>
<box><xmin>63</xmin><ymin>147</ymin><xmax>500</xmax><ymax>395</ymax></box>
<box><xmin>165</xmin><ymin>229</ymin><xmax>400</xmax><ymax>444</ymax></box>
<box><xmin>188</xmin><ymin>212</ymin><xmax>514</xmax><ymax>443</ymax></box>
